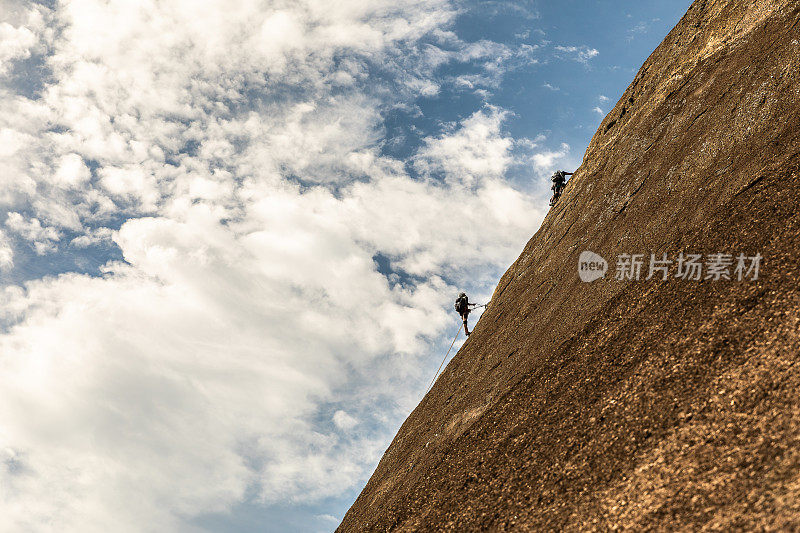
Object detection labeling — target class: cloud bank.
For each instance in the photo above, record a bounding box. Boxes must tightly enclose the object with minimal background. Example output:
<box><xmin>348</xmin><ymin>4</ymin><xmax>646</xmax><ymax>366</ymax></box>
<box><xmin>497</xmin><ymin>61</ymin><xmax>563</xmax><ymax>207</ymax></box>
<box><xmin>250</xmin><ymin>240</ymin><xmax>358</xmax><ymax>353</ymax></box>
<box><xmin>0</xmin><ymin>0</ymin><xmax>571</xmax><ymax>530</ymax></box>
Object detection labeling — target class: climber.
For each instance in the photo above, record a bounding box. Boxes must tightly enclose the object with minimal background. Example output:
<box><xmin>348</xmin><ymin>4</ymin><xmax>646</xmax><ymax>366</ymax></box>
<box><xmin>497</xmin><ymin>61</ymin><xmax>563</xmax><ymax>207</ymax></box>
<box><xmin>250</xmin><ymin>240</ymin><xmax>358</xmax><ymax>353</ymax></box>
<box><xmin>454</xmin><ymin>292</ymin><xmax>478</xmax><ymax>336</ymax></box>
<box><xmin>549</xmin><ymin>170</ymin><xmax>574</xmax><ymax>206</ymax></box>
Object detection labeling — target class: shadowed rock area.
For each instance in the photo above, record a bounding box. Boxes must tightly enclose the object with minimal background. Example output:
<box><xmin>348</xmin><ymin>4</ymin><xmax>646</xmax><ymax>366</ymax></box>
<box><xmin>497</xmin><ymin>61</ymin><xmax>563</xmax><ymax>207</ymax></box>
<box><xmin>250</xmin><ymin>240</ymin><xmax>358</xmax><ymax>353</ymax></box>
<box><xmin>339</xmin><ymin>0</ymin><xmax>800</xmax><ymax>530</ymax></box>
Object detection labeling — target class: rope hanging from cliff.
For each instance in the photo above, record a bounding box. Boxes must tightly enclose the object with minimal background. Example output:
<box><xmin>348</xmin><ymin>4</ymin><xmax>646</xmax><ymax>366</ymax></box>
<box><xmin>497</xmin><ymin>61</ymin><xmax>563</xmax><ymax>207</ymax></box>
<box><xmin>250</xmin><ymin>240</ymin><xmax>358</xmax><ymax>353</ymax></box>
<box><xmin>424</xmin><ymin>301</ymin><xmax>490</xmax><ymax>396</ymax></box>
<box><xmin>425</xmin><ymin>325</ymin><xmax>462</xmax><ymax>395</ymax></box>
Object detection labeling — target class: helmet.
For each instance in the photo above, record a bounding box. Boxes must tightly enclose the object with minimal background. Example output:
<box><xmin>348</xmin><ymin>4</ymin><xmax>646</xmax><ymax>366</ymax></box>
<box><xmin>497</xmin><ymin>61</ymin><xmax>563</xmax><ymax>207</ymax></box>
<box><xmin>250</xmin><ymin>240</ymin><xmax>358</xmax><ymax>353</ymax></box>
<box><xmin>458</xmin><ymin>292</ymin><xmax>467</xmax><ymax>298</ymax></box>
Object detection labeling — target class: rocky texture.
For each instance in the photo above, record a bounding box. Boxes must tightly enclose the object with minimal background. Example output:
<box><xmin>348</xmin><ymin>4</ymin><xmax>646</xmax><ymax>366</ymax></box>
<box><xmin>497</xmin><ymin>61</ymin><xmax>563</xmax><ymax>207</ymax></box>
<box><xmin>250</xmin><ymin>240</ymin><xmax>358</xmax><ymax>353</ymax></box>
<box><xmin>339</xmin><ymin>1</ymin><xmax>800</xmax><ymax>530</ymax></box>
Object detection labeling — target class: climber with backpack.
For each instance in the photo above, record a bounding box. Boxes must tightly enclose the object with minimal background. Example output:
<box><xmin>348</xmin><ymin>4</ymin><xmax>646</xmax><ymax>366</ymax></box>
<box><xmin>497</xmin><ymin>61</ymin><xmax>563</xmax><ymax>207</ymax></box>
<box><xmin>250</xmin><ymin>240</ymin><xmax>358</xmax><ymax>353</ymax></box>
<box><xmin>424</xmin><ymin>293</ymin><xmax>489</xmax><ymax>394</ymax></box>
<box><xmin>549</xmin><ymin>170</ymin><xmax>574</xmax><ymax>206</ymax></box>
<box><xmin>454</xmin><ymin>292</ymin><xmax>479</xmax><ymax>336</ymax></box>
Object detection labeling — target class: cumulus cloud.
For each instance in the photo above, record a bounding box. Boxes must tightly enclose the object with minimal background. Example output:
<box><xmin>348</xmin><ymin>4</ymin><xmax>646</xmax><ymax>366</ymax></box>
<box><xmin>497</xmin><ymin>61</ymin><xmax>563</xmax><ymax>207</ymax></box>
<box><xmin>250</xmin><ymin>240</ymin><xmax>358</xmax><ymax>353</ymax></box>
<box><xmin>0</xmin><ymin>22</ymin><xmax>36</xmax><ymax>73</ymax></box>
<box><xmin>53</xmin><ymin>154</ymin><xmax>91</xmax><ymax>188</ymax></box>
<box><xmin>414</xmin><ymin>107</ymin><xmax>513</xmax><ymax>187</ymax></box>
<box><xmin>5</xmin><ymin>213</ymin><xmax>60</xmax><ymax>255</ymax></box>
<box><xmin>0</xmin><ymin>0</ymin><xmax>556</xmax><ymax>530</ymax></box>
<box><xmin>528</xmin><ymin>142</ymin><xmax>571</xmax><ymax>174</ymax></box>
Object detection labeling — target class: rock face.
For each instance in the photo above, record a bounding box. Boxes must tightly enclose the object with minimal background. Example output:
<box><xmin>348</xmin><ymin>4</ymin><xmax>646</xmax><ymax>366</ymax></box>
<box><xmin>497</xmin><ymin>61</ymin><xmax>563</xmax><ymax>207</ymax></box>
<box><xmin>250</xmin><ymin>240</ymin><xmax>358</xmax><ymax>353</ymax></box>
<box><xmin>339</xmin><ymin>1</ymin><xmax>800</xmax><ymax>530</ymax></box>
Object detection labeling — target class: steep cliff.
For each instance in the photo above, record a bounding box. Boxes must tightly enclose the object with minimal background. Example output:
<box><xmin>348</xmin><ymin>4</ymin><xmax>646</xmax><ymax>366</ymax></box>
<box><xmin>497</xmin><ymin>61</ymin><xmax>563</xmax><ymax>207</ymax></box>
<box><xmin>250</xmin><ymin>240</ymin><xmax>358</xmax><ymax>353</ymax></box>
<box><xmin>340</xmin><ymin>0</ymin><xmax>800</xmax><ymax>530</ymax></box>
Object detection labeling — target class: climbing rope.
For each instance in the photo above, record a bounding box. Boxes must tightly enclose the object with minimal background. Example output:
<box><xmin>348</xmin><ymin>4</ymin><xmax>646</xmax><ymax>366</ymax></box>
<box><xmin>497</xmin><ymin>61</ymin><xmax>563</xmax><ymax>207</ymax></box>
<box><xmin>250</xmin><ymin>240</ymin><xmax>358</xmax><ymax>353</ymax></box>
<box><xmin>423</xmin><ymin>301</ymin><xmax>490</xmax><ymax>396</ymax></box>
<box><xmin>425</xmin><ymin>325</ymin><xmax>461</xmax><ymax>395</ymax></box>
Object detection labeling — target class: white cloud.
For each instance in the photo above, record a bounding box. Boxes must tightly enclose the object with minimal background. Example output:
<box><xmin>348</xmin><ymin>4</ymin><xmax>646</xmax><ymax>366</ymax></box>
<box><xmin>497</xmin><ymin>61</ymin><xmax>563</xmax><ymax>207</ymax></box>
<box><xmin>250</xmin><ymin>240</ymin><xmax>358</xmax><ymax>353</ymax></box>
<box><xmin>628</xmin><ymin>21</ymin><xmax>650</xmax><ymax>41</ymax></box>
<box><xmin>554</xmin><ymin>44</ymin><xmax>599</xmax><ymax>64</ymax></box>
<box><xmin>333</xmin><ymin>410</ymin><xmax>359</xmax><ymax>430</ymax></box>
<box><xmin>69</xmin><ymin>227</ymin><xmax>114</xmax><ymax>249</ymax></box>
<box><xmin>316</xmin><ymin>513</ymin><xmax>340</xmax><ymax>524</ymax></box>
<box><xmin>599</xmin><ymin>94</ymin><xmax>610</xmax><ymax>103</ymax></box>
<box><xmin>627</xmin><ymin>18</ymin><xmax>661</xmax><ymax>42</ymax></box>
<box><xmin>0</xmin><ymin>4</ymin><xmax>49</xmax><ymax>74</ymax></box>
<box><xmin>5</xmin><ymin>212</ymin><xmax>60</xmax><ymax>254</ymax></box>
<box><xmin>53</xmin><ymin>154</ymin><xmax>91</xmax><ymax>188</ymax></box>
<box><xmin>593</xmin><ymin>106</ymin><xmax>604</xmax><ymax>115</ymax></box>
<box><xmin>0</xmin><ymin>0</ymin><xmax>558</xmax><ymax>530</ymax></box>
<box><xmin>0</xmin><ymin>22</ymin><xmax>36</xmax><ymax>71</ymax></box>
<box><xmin>414</xmin><ymin>35</ymin><xmax>541</xmax><ymax>94</ymax></box>
<box><xmin>0</xmin><ymin>229</ymin><xmax>12</xmax><ymax>269</ymax></box>
<box><xmin>414</xmin><ymin>107</ymin><xmax>513</xmax><ymax>187</ymax></box>
<box><xmin>530</xmin><ymin>142</ymin><xmax>570</xmax><ymax>173</ymax></box>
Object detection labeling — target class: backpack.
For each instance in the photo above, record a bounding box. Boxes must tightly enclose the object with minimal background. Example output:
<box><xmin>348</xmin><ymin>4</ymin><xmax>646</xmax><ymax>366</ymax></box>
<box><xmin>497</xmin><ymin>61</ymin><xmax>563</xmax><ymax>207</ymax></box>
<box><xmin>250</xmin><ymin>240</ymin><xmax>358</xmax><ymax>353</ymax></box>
<box><xmin>454</xmin><ymin>295</ymin><xmax>468</xmax><ymax>315</ymax></box>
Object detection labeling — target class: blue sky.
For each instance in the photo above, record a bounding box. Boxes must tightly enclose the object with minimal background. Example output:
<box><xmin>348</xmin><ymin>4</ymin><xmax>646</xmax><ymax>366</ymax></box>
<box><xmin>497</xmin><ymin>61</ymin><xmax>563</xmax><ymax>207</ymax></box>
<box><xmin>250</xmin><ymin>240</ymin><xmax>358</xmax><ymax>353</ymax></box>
<box><xmin>0</xmin><ymin>1</ymin><xmax>690</xmax><ymax>531</ymax></box>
